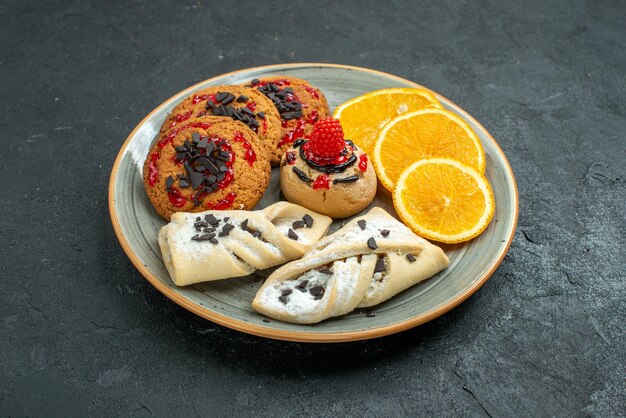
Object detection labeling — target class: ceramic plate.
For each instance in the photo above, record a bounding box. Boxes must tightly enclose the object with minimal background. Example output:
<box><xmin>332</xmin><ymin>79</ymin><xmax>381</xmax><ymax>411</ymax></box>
<box><xmin>109</xmin><ymin>63</ymin><xmax>518</xmax><ymax>342</ymax></box>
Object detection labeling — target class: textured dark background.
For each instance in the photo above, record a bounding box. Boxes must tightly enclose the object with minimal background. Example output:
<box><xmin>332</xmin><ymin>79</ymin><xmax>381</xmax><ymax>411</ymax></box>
<box><xmin>1</xmin><ymin>0</ymin><xmax>624</xmax><ymax>416</ymax></box>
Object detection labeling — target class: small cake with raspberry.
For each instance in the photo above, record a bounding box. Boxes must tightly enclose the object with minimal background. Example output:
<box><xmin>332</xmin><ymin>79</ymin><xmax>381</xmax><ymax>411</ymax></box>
<box><xmin>159</xmin><ymin>86</ymin><xmax>281</xmax><ymax>160</ymax></box>
<box><xmin>280</xmin><ymin>117</ymin><xmax>377</xmax><ymax>219</ymax></box>
<box><xmin>144</xmin><ymin>116</ymin><xmax>271</xmax><ymax>220</ymax></box>
<box><xmin>242</xmin><ymin>76</ymin><xmax>330</xmax><ymax>166</ymax></box>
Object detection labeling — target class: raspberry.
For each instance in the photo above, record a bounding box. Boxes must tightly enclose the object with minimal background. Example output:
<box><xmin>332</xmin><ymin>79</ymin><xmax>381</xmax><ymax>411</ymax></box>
<box><xmin>306</xmin><ymin>117</ymin><xmax>345</xmax><ymax>158</ymax></box>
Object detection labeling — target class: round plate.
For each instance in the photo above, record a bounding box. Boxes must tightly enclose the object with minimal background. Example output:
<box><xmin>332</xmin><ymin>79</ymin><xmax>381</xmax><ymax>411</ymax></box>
<box><xmin>109</xmin><ymin>63</ymin><xmax>518</xmax><ymax>343</ymax></box>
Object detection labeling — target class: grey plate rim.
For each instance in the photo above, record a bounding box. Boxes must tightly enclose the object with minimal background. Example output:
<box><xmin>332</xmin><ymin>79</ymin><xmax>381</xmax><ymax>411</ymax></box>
<box><xmin>108</xmin><ymin>63</ymin><xmax>519</xmax><ymax>343</ymax></box>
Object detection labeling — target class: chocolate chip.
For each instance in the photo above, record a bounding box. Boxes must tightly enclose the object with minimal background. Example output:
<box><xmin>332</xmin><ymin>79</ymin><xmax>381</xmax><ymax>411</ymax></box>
<box><xmin>365</xmin><ymin>311</ymin><xmax>376</xmax><ymax>318</ymax></box>
<box><xmin>380</xmin><ymin>229</ymin><xmax>390</xmax><ymax>237</ymax></box>
<box><xmin>302</xmin><ymin>214</ymin><xmax>313</xmax><ymax>228</ymax></box>
<box><xmin>333</xmin><ymin>175</ymin><xmax>360</xmax><ymax>184</ymax></box>
<box><xmin>281</xmin><ymin>289</ymin><xmax>293</xmax><ymax>296</ymax></box>
<box><xmin>282</xmin><ymin>111</ymin><xmax>299</xmax><ymax>120</ymax></box>
<box><xmin>224</xmin><ymin>217</ymin><xmax>230</xmax><ymax>222</ymax></box>
<box><xmin>292</xmin><ymin>220</ymin><xmax>305</xmax><ymax>229</ymax></box>
<box><xmin>193</xmin><ymin>198</ymin><xmax>200</xmax><ymax>207</ymax></box>
<box><xmin>221</xmin><ymin>93</ymin><xmax>235</xmax><ymax>105</ymax></box>
<box><xmin>374</xmin><ymin>257</ymin><xmax>386</xmax><ymax>273</ymax></box>
<box><xmin>257</xmin><ymin>111</ymin><xmax>265</xmax><ymax>119</ymax></box>
<box><xmin>278</xmin><ymin>295</ymin><xmax>289</xmax><ymax>304</ymax></box>
<box><xmin>357</xmin><ymin>220</ymin><xmax>367</xmax><ymax>230</ymax></box>
<box><xmin>287</xmin><ymin>228</ymin><xmax>298</xmax><ymax>240</ymax></box>
<box><xmin>204</xmin><ymin>214</ymin><xmax>219</xmax><ymax>225</ymax></box>
<box><xmin>189</xmin><ymin>170</ymin><xmax>204</xmax><ymax>190</ymax></box>
<box><xmin>202</xmin><ymin>227</ymin><xmax>216</xmax><ymax>233</ymax></box>
<box><xmin>209</xmin><ymin>238</ymin><xmax>218</xmax><ymax>244</ymax></box>
<box><xmin>236</xmin><ymin>95</ymin><xmax>248</xmax><ymax>103</ymax></box>
<box><xmin>295</xmin><ymin>280</ymin><xmax>309</xmax><ymax>292</ymax></box>
<box><xmin>262</xmin><ymin>318</ymin><xmax>271</xmax><ymax>323</ymax></box>
<box><xmin>293</xmin><ymin>167</ymin><xmax>312</xmax><ymax>183</ymax></box>
<box><xmin>292</xmin><ymin>139</ymin><xmax>306</xmax><ymax>148</ymax></box>
<box><xmin>178</xmin><ymin>180</ymin><xmax>190</xmax><ymax>188</ymax></box>
<box><xmin>195</xmin><ymin>217</ymin><xmax>201</xmax><ymax>222</ymax></box>
<box><xmin>251</xmin><ymin>78</ymin><xmax>260</xmax><ymax>85</ymax></box>
<box><xmin>367</xmin><ymin>237</ymin><xmax>378</xmax><ymax>250</ymax></box>
<box><xmin>165</xmin><ymin>175</ymin><xmax>174</xmax><ymax>190</ymax></box>
<box><xmin>217</xmin><ymin>151</ymin><xmax>230</xmax><ymax>161</ymax></box>
<box><xmin>309</xmin><ymin>286</ymin><xmax>325</xmax><ymax>299</ymax></box>
<box><xmin>219</xmin><ymin>223</ymin><xmax>235</xmax><ymax>236</ymax></box>
<box><xmin>406</xmin><ymin>254</ymin><xmax>417</xmax><ymax>262</ymax></box>
<box><xmin>197</xmin><ymin>136</ymin><xmax>209</xmax><ymax>149</ymax></box>
<box><xmin>215</xmin><ymin>92</ymin><xmax>228</xmax><ymax>103</ymax></box>
<box><xmin>191</xmin><ymin>233</ymin><xmax>215</xmax><ymax>241</ymax></box>
<box><xmin>318</xmin><ymin>268</ymin><xmax>333</xmax><ymax>275</ymax></box>
<box><xmin>241</xmin><ymin>219</ymin><xmax>249</xmax><ymax>231</ymax></box>
<box><xmin>252</xmin><ymin>230</ymin><xmax>262</xmax><ymax>239</ymax></box>
<box><xmin>191</xmin><ymin>132</ymin><xmax>200</xmax><ymax>144</ymax></box>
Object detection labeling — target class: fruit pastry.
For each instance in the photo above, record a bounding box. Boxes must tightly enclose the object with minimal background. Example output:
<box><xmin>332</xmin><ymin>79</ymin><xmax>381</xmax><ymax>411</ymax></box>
<box><xmin>242</xmin><ymin>76</ymin><xmax>330</xmax><ymax>165</ymax></box>
<box><xmin>158</xmin><ymin>202</ymin><xmax>333</xmax><ymax>286</ymax></box>
<box><xmin>252</xmin><ymin>207</ymin><xmax>449</xmax><ymax>324</ymax></box>
<box><xmin>143</xmin><ymin>116</ymin><xmax>270</xmax><ymax>220</ymax></box>
<box><xmin>159</xmin><ymin>86</ymin><xmax>281</xmax><ymax>159</ymax></box>
<box><xmin>280</xmin><ymin>117</ymin><xmax>377</xmax><ymax>218</ymax></box>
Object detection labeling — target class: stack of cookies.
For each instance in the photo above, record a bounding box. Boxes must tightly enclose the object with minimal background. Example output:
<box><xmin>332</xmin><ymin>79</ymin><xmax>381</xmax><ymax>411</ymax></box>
<box><xmin>143</xmin><ymin>76</ymin><xmax>330</xmax><ymax>220</ymax></box>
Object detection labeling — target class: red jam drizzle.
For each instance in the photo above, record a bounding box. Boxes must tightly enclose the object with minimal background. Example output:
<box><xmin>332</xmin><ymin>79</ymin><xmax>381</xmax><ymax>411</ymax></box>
<box><xmin>232</xmin><ymin>132</ymin><xmax>256</xmax><ymax>166</ymax></box>
<box><xmin>167</xmin><ymin>188</ymin><xmax>187</xmax><ymax>207</ymax></box>
<box><xmin>278</xmin><ymin>119</ymin><xmax>305</xmax><ymax>148</ymax></box>
<box><xmin>217</xmin><ymin>170</ymin><xmax>234</xmax><ymax>189</ymax></box>
<box><xmin>307</xmin><ymin>110</ymin><xmax>320</xmax><ymax>124</ymax></box>
<box><xmin>148</xmin><ymin>152</ymin><xmax>160</xmax><ymax>186</ymax></box>
<box><xmin>167</xmin><ymin>111</ymin><xmax>193</xmax><ymax>130</ymax></box>
<box><xmin>358</xmin><ymin>154</ymin><xmax>368</xmax><ymax>172</ymax></box>
<box><xmin>262</xmin><ymin>119</ymin><xmax>267</xmax><ymax>134</ymax></box>
<box><xmin>192</xmin><ymin>93</ymin><xmax>216</xmax><ymax>104</ymax></box>
<box><xmin>277</xmin><ymin>110</ymin><xmax>320</xmax><ymax>148</ymax></box>
<box><xmin>157</xmin><ymin>121</ymin><xmax>212</xmax><ymax>149</ymax></box>
<box><xmin>191</xmin><ymin>121</ymin><xmax>212</xmax><ymax>130</ymax></box>
<box><xmin>252</xmin><ymin>79</ymin><xmax>291</xmax><ymax>87</ymax></box>
<box><xmin>285</xmin><ymin>151</ymin><xmax>297</xmax><ymax>165</ymax></box>
<box><xmin>206</xmin><ymin>192</ymin><xmax>236</xmax><ymax>210</ymax></box>
<box><xmin>303</xmin><ymin>86</ymin><xmax>320</xmax><ymax>99</ymax></box>
<box><xmin>312</xmin><ymin>174</ymin><xmax>330</xmax><ymax>190</ymax></box>
<box><xmin>245</xmin><ymin>101</ymin><xmax>256</xmax><ymax>112</ymax></box>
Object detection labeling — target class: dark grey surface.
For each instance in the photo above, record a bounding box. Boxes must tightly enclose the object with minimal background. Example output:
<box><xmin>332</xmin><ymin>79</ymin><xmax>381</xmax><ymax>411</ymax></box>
<box><xmin>1</xmin><ymin>0</ymin><xmax>624</xmax><ymax>416</ymax></box>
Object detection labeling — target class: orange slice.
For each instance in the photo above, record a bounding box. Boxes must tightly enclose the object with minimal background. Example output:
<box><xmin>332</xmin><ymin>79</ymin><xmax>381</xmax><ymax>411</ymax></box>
<box><xmin>393</xmin><ymin>158</ymin><xmax>495</xmax><ymax>243</ymax></box>
<box><xmin>333</xmin><ymin>88</ymin><xmax>442</xmax><ymax>156</ymax></box>
<box><xmin>374</xmin><ymin>108</ymin><xmax>485</xmax><ymax>191</ymax></box>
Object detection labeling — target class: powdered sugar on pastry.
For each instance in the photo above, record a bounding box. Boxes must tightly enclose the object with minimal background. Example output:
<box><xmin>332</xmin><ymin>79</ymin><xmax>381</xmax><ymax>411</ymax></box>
<box><xmin>158</xmin><ymin>202</ymin><xmax>332</xmax><ymax>286</ymax></box>
<box><xmin>253</xmin><ymin>206</ymin><xmax>449</xmax><ymax>323</ymax></box>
